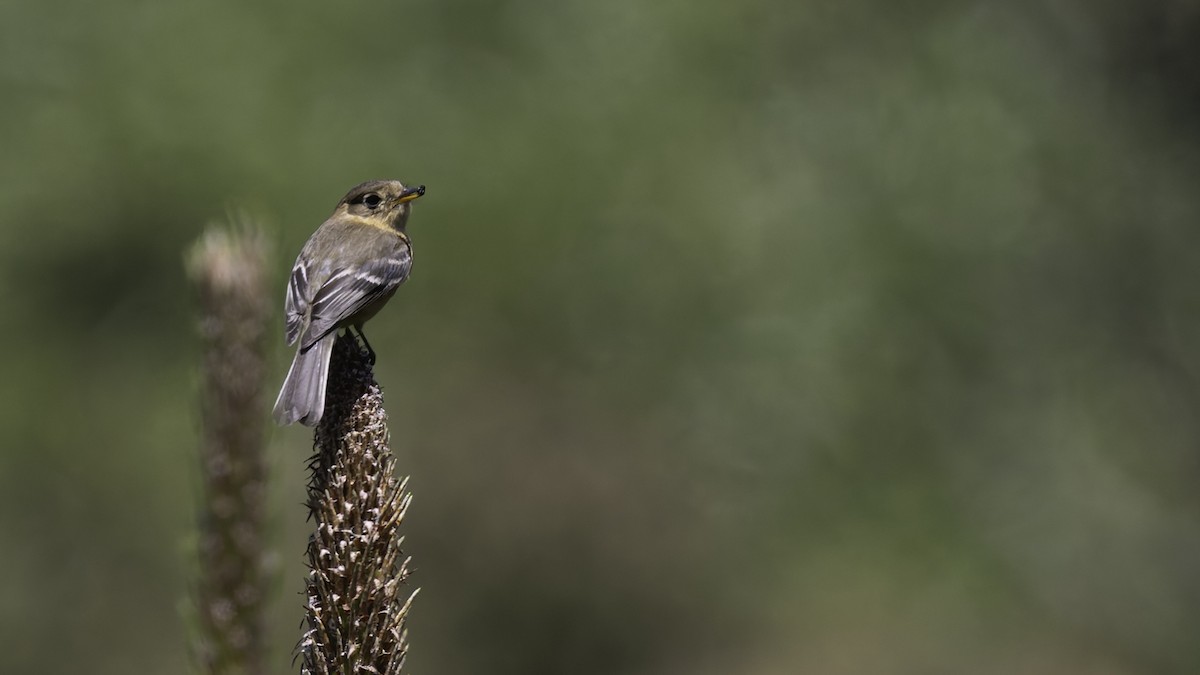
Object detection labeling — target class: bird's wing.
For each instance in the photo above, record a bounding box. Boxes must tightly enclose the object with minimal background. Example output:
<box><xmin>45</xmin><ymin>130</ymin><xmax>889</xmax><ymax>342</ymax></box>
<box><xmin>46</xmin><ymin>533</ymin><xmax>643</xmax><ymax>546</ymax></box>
<box><xmin>300</xmin><ymin>247</ymin><xmax>412</xmax><ymax>351</ymax></box>
<box><xmin>283</xmin><ymin>255</ymin><xmax>311</xmax><ymax>346</ymax></box>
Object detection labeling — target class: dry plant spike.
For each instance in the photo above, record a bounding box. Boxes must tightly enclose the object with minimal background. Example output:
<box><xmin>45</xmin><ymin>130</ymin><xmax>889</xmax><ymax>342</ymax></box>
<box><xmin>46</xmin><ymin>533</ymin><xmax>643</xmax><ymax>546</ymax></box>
<box><xmin>186</xmin><ymin>224</ymin><xmax>272</xmax><ymax>675</ymax></box>
<box><xmin>302</xmin><ymin>333</ymin><xmax>416</xmax><ymax>675</ymax></box>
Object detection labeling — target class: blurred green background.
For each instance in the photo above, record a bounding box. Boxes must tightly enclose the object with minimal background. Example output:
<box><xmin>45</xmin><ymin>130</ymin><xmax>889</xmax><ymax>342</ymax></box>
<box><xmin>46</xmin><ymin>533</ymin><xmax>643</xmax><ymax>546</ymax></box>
<box><xmin>3</xmin><ymin>0</ymin><xmax>1200</xmax><ymax>673</ymax></box>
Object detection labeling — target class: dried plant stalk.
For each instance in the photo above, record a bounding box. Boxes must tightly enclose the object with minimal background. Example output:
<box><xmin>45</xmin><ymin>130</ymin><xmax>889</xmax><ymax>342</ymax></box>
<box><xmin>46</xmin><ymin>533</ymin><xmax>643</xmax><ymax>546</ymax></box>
<box><xmin>186</xmin><ymin>225</ymin><xmax>271</xmax><ymax>675</ymax></box>
<box><xmin>302</xmin><ymin>334</ymin><xmax>416</xmax><ymax>675</ymax></box>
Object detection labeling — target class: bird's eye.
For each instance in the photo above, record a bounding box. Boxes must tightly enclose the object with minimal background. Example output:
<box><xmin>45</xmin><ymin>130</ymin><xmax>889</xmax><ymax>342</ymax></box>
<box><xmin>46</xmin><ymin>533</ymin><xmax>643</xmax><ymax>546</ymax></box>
<box><xmin>363</xmin><ymin>193</ymin><xmax>383</xmax><ymax>209</ymax></box>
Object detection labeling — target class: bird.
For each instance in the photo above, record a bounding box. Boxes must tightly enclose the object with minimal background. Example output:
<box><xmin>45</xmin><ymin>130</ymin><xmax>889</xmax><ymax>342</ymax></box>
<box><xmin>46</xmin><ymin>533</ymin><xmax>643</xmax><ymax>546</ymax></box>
<box><xmin>273</xmin><ymin>179</ymin><xmax>425</xmax><ymax>426</ymax></box>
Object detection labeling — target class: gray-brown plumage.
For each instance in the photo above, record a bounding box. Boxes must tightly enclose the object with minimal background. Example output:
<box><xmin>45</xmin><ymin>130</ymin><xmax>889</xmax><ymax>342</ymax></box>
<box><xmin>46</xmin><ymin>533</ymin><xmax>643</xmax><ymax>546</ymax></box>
<box><xmin>273</xmin><ymin>180</ymin><xmax>425</xmax><ymax>426</ymax></box>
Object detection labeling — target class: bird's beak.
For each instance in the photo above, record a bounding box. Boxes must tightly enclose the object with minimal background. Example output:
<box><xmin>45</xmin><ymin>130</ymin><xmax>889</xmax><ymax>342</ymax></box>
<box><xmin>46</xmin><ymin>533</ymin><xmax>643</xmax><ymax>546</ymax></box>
<box><xmin>396</xmin><ymin>184</ymin><xmax>426</xmax><ymax>204</ymax></box>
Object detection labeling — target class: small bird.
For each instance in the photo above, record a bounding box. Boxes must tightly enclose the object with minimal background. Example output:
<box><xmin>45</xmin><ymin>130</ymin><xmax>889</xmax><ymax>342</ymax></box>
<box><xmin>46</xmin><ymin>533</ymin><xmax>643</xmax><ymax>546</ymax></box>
<box><xmin>273</xmin><ymin>179</ymin><xmax>425</xmax><ymax>426</ymax></box>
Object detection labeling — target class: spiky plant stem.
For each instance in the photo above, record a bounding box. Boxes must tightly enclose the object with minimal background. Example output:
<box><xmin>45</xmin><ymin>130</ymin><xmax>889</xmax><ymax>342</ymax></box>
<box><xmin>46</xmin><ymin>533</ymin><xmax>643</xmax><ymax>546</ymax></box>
<box><xmin>187</xmin><ymin>226</ymin><xmax>271</xmax><ymax>675</ymax></box>
<box><xmin>302</xmin><ymin>334</ymin><xmax>416</xmax><ymax>675</ymax></box>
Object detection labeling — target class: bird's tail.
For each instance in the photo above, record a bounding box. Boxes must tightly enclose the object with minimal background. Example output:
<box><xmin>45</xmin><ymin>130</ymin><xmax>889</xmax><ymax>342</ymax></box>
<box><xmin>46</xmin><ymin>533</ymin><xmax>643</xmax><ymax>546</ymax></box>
<box><xmin>273</xmin><ymin>335</ymin><xmax>335</xmax><ymax>426</ymax></box>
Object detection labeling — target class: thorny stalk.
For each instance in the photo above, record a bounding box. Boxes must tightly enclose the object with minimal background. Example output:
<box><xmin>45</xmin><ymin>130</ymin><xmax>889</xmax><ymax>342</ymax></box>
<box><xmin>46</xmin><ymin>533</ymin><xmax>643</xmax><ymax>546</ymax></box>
<box><xmin>301</xmin><ymin>334</ymin><xmax>416</xmax><ymax>675</ymax></box>
<box><xmin>187</xmin><ymin>225</ymin><xmax>272</xmax><ymax>675</ymax></box>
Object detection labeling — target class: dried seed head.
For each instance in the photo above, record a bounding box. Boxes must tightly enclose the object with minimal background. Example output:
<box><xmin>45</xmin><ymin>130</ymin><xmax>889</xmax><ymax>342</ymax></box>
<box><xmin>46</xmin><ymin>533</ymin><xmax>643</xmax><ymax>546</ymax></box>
<box><xmin>302</xmin><ymin>334</ymin><xmax>415</xmax><ymax>675</ymax></box>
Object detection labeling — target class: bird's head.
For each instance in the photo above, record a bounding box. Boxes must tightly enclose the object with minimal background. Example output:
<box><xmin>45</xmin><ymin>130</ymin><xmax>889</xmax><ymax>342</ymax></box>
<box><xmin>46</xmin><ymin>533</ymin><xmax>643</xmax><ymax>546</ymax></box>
<box><xmin>337</xmin><ymin>179</ymin><xmax>425</xmax><ymax>231</ymax></box>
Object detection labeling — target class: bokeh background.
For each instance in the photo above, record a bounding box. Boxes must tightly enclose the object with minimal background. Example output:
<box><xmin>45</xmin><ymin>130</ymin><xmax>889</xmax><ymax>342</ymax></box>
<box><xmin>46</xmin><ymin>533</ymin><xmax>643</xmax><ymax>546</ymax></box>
<box><xmin>3</xmin><ymin>1</ymin><xmax>1200</xmax><ymax>673</ymax></box>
